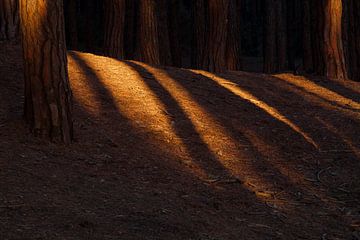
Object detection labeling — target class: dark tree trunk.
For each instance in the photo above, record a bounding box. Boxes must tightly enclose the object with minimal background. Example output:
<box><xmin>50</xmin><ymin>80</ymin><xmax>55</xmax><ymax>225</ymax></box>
<box><xmin>323</xmin><ymin>0</ymin><xmax>347</xmax><ymax>80</ymax></box>
<box><xmin>19</xmin><ymin>0</ymin><xmax>73</xmax><ymax>143</ymax></box>
<box><xmin>0</xmin><ymin>0</ymin><xmax>19</xmax><ymax>40</ymax></box>
<box><xmin>192</xmin><ymin>0</ymin><xmax>208</xmax><ymax>69</ymax></box>
<box><xmin>193</xmin><ymin>0</ymin><xmax>242</xmax><ymax>72</ymax></box>
<box><xmin>64</xmin><ymin>0</ymin><xmax>78</xmax><ymax>50</ymax></box>
<box><xmin>157</xmin><ymin>0</ymin><xmax>173</xmax><ymax>66</ymax></box>
<box><xmin>103</xmin><ymin>0</ymin><xmax>126</xmax><ymax>59</ymax></box>
<box><xmin>226</xmin><ymin>0</ymin><xmax>242</xmax><ymax>71</ymax></box>
<box><xmin>137</xmin><ymin>0</ymin><xmax>160</xmax><ymax>65</ymax></box>
<box><xmin>303</xmin><ymin>0</ymin><xmax>347</xmax><ymax>80</ymax></box>
<box><xmin>124</xmin><ymin>0</ymin><xmax>138</xmax><ymax>59</ymax></box>
<box><xmin>263</xmin><ymin>0</ymin><xmax>287</xmax><ymax>73</ymax></box>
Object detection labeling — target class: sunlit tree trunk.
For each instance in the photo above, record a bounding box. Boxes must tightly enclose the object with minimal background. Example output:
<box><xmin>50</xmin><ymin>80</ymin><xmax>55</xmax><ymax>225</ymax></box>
<box><xmin>0</xmin><ymin>0</ymin><xmax>19</xmax><ymax>40</ymax></box>
<box><xmin>138</xmin><ymin>0</ymin><xmax>160</xmax><ymax>65</ymax></box>
<box><xmin>303</xmin><ymin>0</ymin><xmax>347</xmax><ymax>80</ymax></box>
<box><xmin>19</xmin><ymin>0</ymin><xmax>73</xmax><ymax>143</ymax></box>
<box><xmin>103</xmin><ymin>0</ymin><xmax>126</xmax><ymax>59</ymax></box>
<box><xmin>323</xmin><ymin>0</ymin><xmax>347</xmax><ymax>80</ymax></box>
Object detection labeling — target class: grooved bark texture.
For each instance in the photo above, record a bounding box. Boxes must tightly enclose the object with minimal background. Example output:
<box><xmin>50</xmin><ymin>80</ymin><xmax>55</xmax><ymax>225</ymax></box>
<box><xmin>193</xmin><ymin>0</ymin><xmax>241</xmax><ymax>73</ymax></box>
<box><xmin>19</xmin><ymin>0</ymin><xmax>73</xmax><ymax>143</ymax></box>
<box><xmin>263</xmin><ymin>0</ymin><xmax>287</xmax><ymax>73</ymax></box>
<box><xmin>0</xmin><ymin>0</ymin><xmax>19</xmax><ymax>40</ymax></box>
<box><xmin>103</xmin><ymin>0</ymin><xmax>126</xmax><ymax>59</ymax></box>
<box><xmin>138</xmin><ymin>0</ymin><xmax>160</xmax><ymax>65</ymax></box>
<box><xmin>303</xmin><ymin>0</ymin><xmax>347</xmax><ymax>80</ymax></box>
<box><xmin>323</xmin><ymin>0</ymin><xmax>347</xmax><ymax>80</ymax></box>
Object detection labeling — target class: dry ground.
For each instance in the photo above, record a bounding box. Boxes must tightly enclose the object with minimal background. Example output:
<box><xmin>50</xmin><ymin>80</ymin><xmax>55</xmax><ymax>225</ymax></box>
<box><xmin>1</xmin><ymin>42</ymin><xmax>360</xmax><ymax>239</ymax></box>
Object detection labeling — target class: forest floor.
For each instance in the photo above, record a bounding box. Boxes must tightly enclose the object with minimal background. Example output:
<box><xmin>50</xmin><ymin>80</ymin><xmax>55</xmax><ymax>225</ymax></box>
<box><xmin>1</xmin><ymin>41</ymin><xmax>360</xmax><ymax>240</ymax></box>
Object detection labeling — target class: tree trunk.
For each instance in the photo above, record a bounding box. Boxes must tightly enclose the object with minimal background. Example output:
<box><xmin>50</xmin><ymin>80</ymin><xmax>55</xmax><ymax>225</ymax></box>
<box><xmin>168</xmin><ymin>0</ymin><xmax>182</xmax><ymax>67</ymax></box>
<box><xmin>263</xmin><ymin>0</ymin><xmax>287</xmax><ymax>73</ymax></box>
<box><xmin>137</xmin><ymin>0</ymin><xmax>160</xmax><ymax>65</ymax></box>
<box><xmin>323</xmin><ymin>0</ymin><xmax>347</xmax><ymax>80</ymax></box>
<box><xmin>0</xmin><ymin>0</ymin><xmax>19</xmax><ymax>40</ymax></box>
<box><xmin>226</xmin><ymin>0</ymin><xmax>242</xmax><ymax>71</ymax></box>
<box><xmin>103</xmin><ymin>0</ymin><xmax>126</xmax><ymax>59</ymax></box>
<box><xmin>193</xmin><ymin>0</ymin><xmax>241</xmax><ymax>73</ymax></box>
<box><xmin>19</xmin><ymin>0</ymin><xmax>73</xmax><ymax>143</ymax></box>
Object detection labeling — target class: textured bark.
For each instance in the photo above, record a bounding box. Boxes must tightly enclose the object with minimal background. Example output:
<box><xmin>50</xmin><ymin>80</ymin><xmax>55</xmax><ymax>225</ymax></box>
<box><xmin>19</xmin><ymin>0</ymin><xmax>73</xmax><ymax>143</ymax></box>
<box><xmin>303</xmin><ymin>0</ymin><xmax>347</xmax><ymax>80</ymax></box>
<box><xmin>263</xmin><ymin>0</ymin><xmax>287</xmax><ymax>73</ymax></box>
<box><xmin>0</xmin><ymin>0</ymin><xmax>19</xmax><ymax>40</ymax></box>
<box><xmin>103</xmin><ymin>0</ymin><xmax>126</xmax><ymax>59</ymax></box>
<box><xmin>226</xmin><ymin>0</ymin><xmax>242</xmax><ymax>71</ymax></box>
<box><xmin>323</xmin><ymin>0</ymin><xmax>347</xmax><ymax>80</ymax></box>
<box><xmin>138</xmin><ymin>0</ymin><xmax>160</xmax><ymax>65</ymax></box>
<box><xmin>193</xmin><ymin>0</ymin><xmax>241</xmax><ymax>72</ymax></box>
<box><xmin>192</xmin><ymin>0</ymin><xmax>208</xmax><ymax>69</ymax></box>
<box><xmin>64</xmin><ymin>0</ymin><xmax>78</xmax><ymax>49</ymax></box>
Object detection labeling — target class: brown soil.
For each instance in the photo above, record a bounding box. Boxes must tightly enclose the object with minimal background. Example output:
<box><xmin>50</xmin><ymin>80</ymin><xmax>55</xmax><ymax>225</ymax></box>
<box><xmin>1</xmin><ymin>42</ymin><xmax>360</xmax><ymax>240</ymax></box>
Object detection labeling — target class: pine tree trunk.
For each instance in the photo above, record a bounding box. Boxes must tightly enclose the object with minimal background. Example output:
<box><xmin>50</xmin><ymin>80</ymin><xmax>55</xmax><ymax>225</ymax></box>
<box><xmin>0</xmin><ymin>0</ymin><xmax>19</xmax><ymax>40</ymax></box>
<box><xmin>157</xmin><ymin>0</ymin><xmax>173</xmax><ymax>66</ymax></box>
<box><xmin>192</xmin><ymin>0</ymin><xmax>208</xmax><ymax>69</ymax></box>
<box><xmin>263</xmin><ymin>0</ymin><xmax>287</xmax><ymax>73</ymax></box>
<box><xmin>19</xmin><ymin>0</ymin><xmax>73</xmax><ymax>143</ymax></box>
<box><xmin>323</xmin><ymin>0</ymin><xmax>347</xmax><ymax>80</ymax></box>
<box><xmin>103</xmin><ymin>0</ymin><xmax>126</xmax><ymax>59</ymax></box>
<box><xmin>226</xmin><ymin>0</ymin><xmax>242</xmax><ymax>71</ymax></box>
<box><xmin>138</xmin><ymin>0</ymin><xmax>160</xmax><ymax>65</ymax></box>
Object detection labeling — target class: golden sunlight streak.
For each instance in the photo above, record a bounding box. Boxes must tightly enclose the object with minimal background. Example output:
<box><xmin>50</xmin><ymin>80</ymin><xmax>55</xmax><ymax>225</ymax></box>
<box><xmin>275</xmin><ymin>74</ymin><xmax>360</xmax><ymax>111</ymax></box>
<box><xmin>196</xmin><ymin>71</ymin><xmax>319</xmax><ymax>149</ymax></box>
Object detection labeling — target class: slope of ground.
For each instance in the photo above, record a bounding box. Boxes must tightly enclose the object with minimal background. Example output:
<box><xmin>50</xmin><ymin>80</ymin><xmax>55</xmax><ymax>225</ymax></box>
<box><xmin>1</xmin><ymin>42</ymin><xmax>360</xmax><ymax>240</ymax></box>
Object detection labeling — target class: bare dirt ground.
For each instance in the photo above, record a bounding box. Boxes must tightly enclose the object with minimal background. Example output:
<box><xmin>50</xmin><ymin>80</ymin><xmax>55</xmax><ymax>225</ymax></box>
<box><xmin>1</xmin><ymin>41</ymin><xmax>360</xmax><ymax>240</ymax></box>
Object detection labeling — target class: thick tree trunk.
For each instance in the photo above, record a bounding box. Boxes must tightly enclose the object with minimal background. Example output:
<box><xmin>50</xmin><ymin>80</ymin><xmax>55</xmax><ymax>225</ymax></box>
<box><xmin>124</xmin><ymin>0</ymin><xmax>138</xmax><ymax>59</ymax></box>
<box><xmin>0</xmin><ymin>0</ymin><xmax>19</xmax><ymax>40</ymax></box>
<box><xmin>263</xmin><ymin>0</ymin><xmax>287</xmax><ymax>73</ymax></box>
<box><xmin>103</xmin><ymin>0</ymin><xmax>126</xmax><ymax>59</ymax></box>
<box><xmin>226</xmin><ymin>0</ymin><xmax>242</xmax><ymax>71</ymax></box>
<box><xmin>192</xmin><ymin>0</ymin><xmax>208</xmax><ymax>69</ymax></box>
<box><xmin>303</xmin><ymin>0</ymin><xmax>347</xmax><ymax>80</ymax></box>
<box><xmin>19</xmin><ymin>0</ymin><xmax>73</xmax><ymax>143</ymax></box>
<box><xmin>137</xmin><ymin>0</ymin><xmax>160</xmax><ymax>65</ymax></box>
<box><xmin>193</xmin><ymin>0</ymin><xmax>241</xmax><ymax>73</ymax></box>
<box><xmin>323</xmin><ymin>0</ymin><xmax>347</xmax><ymax>80</ymax></box>
<box><xmin>156</xmin><ymin>0</ymin><xmax>172</xmax><ymax>66</ymax></box>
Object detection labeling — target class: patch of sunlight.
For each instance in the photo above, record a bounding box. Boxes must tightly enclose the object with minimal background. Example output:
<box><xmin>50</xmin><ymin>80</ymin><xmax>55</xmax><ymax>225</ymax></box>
<box><xmin>68</xmin><ymin>55</ymin><xmax>103</xmax><ymax>115</ymax></box>
<box><xmin>69</xmin><ymin>54</ymin><xmax>209</xmax><ymax>178</ymax></box>
<box><xmin>195</xmin><ymin>71</ymin><xmax>319</xmax><ymax>149</ymax></box>
<box><xmin>275</xmin><ymin>74</ymin><xmax>360</xmax><ymax>111</ymax></box>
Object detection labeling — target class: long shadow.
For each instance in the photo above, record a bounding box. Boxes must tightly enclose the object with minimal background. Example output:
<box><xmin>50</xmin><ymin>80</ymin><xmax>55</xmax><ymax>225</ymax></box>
<box><xmin>66</xmin><ymin>53</ymin><xmax>291</xmax><ymax>238</ymax></box>
<box><xmin>159</xmin><ymin>66</ymin><xmax>359</xmax><ymax>222</ymax></box>
<box><xmin>123</xmin><ymin>61</ymin><xmax>234</xmax><ymax>179</ymax></box>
